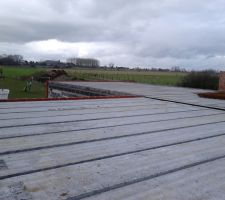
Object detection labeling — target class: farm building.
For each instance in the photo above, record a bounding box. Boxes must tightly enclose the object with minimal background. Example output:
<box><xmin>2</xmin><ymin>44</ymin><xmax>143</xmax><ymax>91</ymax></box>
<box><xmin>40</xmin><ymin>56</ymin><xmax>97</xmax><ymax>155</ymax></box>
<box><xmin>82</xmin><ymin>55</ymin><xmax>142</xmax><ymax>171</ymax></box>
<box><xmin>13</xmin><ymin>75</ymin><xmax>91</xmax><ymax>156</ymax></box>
<box><xmin>0</xmin><ymin>82</ymin><xmax>225</xmax><ymax>199</ymax></box>
<box><xmin>67</xmin><ymin>58</ymin><xmax>100</xmax><ymax>67</ymax></box>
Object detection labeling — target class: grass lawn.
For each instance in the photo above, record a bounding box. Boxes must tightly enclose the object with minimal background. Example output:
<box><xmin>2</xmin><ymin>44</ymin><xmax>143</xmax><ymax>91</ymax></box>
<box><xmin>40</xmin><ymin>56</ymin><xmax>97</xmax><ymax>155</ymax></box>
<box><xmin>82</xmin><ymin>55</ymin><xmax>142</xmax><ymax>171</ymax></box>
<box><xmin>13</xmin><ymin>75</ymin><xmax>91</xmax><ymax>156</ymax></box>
<box><xmin>68</xmin><ymin>68</ymin><xmax>186</xmax><ymax>86</ymax></box>
<box><xmin>0</xmin><ymin>78</ymin><xmax>45</xmax><ymax>99</ymax></box>
<box><xmin>2</xmin><ymin>66</ymin><xmax>43</xmax><ymax>78</ymax></box>
<box><xmin>0</xmin><ymin>67</ymin><xmax>45</xmax><ymax>99</ymax></box>
<box><xmin>0</xmin><ymin>66</ymin><xmax>187</xmax><ymax>99</ymax></box>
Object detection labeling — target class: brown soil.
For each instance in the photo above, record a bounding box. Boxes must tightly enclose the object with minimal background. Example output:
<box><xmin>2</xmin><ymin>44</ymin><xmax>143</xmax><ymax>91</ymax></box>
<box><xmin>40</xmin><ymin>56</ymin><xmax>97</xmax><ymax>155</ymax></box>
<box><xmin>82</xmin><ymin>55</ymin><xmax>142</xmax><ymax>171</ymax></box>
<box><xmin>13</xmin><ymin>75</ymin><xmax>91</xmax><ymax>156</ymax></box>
<box><xmin>33</xmin><ymin>69</ymin><xmax>68</xmax><ymax>82</ymax></box>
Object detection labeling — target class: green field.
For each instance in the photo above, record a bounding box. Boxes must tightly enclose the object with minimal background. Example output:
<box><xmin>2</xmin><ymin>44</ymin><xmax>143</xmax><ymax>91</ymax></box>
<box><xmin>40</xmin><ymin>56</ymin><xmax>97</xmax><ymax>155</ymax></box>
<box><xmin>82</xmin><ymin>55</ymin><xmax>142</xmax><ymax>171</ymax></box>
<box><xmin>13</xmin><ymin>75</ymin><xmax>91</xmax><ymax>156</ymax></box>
<box><xmin>0</xmin><ymin>66</ymin><xmax>187</xmax><ymax>99</ymax></box>
<box><xmin>69</xmin><ymin>68</ymin><xmax>186</xmax><ymax>86</ymax></box>
<box><xmin>0</xmin><ymin>67</ymin><xmax>45</xmax><ymax>99</ymax></box>
<box><xmin>2</xmin><ymin>67</ymin><xmax>43</xmax><ymax>79</ymax></box>
<box><xmin>0</xmin><ymin>78</ymin><xmax>45</xmax><ymax>99</ymax></box>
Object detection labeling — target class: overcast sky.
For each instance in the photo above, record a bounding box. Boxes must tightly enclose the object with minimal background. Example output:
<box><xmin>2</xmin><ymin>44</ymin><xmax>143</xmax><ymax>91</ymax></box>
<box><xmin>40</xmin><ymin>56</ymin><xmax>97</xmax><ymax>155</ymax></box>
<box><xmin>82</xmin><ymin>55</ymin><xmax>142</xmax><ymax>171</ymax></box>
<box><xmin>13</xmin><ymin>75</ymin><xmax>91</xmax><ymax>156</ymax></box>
<box><xmin>0</xmin><ymin>0</ymin><xmax>225</xmax><ymax>69</ymax></box>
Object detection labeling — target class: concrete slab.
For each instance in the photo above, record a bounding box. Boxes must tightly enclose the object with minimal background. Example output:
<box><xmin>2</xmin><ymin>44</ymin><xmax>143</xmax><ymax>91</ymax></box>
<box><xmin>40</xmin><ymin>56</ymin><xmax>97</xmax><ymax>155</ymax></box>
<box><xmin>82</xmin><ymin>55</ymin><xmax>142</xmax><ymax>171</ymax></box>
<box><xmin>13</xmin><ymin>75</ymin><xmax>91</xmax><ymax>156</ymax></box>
<box><xmin>0</xmin><ymin>89</ymin><xmax>225</xmax><ymax>200</ymax></box>
<box><xmin>59</xmin><ymin>82</ymin><xmax>225</xmax><ymax>109</ymax></box>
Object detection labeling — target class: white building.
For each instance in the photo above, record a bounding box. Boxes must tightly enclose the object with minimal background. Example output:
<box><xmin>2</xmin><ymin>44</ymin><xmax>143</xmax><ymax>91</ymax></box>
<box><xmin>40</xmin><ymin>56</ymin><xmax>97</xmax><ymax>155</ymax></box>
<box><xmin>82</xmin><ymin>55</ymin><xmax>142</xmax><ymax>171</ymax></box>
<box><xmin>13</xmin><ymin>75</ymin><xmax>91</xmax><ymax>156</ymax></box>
<box><xmin>67</xmin><ymin>58</ymin><xmax>100</xmax><ymax>67</ymax></box>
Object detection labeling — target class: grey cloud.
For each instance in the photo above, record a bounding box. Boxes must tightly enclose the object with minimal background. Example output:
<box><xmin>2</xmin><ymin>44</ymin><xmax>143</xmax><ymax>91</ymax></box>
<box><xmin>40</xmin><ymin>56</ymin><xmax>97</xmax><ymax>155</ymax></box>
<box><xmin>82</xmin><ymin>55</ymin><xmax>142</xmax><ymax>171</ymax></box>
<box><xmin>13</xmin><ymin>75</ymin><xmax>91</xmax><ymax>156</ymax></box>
<box><xmin>0</xmin><ymin>0</ymin><xmax>225</xmax><ymax>69</ymax></box>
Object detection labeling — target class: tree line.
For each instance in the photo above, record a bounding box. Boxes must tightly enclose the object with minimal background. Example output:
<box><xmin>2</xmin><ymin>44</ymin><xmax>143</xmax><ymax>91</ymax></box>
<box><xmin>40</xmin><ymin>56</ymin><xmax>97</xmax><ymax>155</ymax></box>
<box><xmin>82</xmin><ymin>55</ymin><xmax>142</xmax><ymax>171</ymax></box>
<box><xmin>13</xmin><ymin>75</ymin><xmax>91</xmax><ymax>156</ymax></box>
<box><xmin>0</xmin><ymin>54</ymin><xmax>23</xmax><ymax>65</ymax></box>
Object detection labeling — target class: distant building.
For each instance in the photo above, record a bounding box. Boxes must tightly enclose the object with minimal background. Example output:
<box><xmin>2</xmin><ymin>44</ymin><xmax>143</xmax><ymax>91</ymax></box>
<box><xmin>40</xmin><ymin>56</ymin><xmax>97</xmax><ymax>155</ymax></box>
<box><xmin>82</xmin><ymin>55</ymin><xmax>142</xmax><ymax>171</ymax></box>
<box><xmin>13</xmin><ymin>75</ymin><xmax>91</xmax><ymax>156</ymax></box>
<box><xmin>42</xmin><ymin>60</ymin><xmax>61</xmax><ymax>67</ymax></box>
<box><xmin>67</xmin><ymin>58</ymin><xmax>100</xmax><ymax>67</ymax></box>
